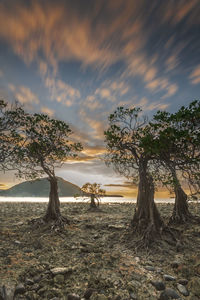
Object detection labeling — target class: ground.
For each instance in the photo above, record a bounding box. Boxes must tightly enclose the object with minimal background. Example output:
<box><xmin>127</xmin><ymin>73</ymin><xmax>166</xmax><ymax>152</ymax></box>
<box><xmin>0</xmin><ymin>202</ymin><xmax>200</xmax><ymax>299</ymax></box>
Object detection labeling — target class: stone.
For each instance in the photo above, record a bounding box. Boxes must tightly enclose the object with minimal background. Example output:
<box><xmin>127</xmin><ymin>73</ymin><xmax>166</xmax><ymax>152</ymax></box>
<box><xmin>68</xmin><ymin>293</ymin><xmax>80</xmax><ymax>300</ymax></box>
<box><xmin>96</xmin><ymin>294</ymin><xmax>107</xmax><ymax>300</ymax></box>
<box><xmin>160</xmin><ymin>288</ymin><xmax>180</xmax><ymax>299</ymax></box>
<box><xmin>15</xmin><ymin>283</ymin><xmax>26</xmax><ymax>295</ymax></box>
<box><xmin>53</xmin><ymin>274</ymin><xmax>65</xmax><ymax>284</ymax></box>
<box><xmin>178</xmin><ymin>279</ymin><xmax>188</xmax><ymax>286</ymax></box>
<box><xmin>150</xmin><ymin>280</ymin><xmax>165</xmax><ymax>291</ymax></box>
<box><xmin>50</xmin><ymin>267</ymin><xmax>73</xmax><ymax>275</ymax></box>
<box><xmin>0</xmin><ymin>285</ymin><xmax>14</xmax><ymax>300</ymax></box>
<box><xmin>25</xmin><ymin>279</ymin><xmax>34</xmax><ymax>285</ymax></box>
<box><xmin>188</xmin><ymin>277</ymin><xmax>200</xmax><ymax>297</ymax></box>
<box><xmin>159</xmin><ymin>292</ymin><xmax>170</xmax><ymax>300</ymax></box>
<box><xmin>163</xmin><ymin>274</ymin><xmax>176</xmax><ymax>281</ymax></box>
<box><xmin>145</xmin><ymin>266</ymin><xmax>156</xmax><ymax>271</ymax></box>
<box><xmin>84</xmin><ymin>288</ymin><xmax>95</xmax><ymax>299</ymax></box>
<box><xmin>113</xmin><ymin>296</ymin><xmax>121</xmax><ymax>300</ymax></box>
<box><xmin>177</xmin><ymin>283</ymin><xmax>189</xmax><ymax>296</ymax></box>
<box><xmin>171</xmin><ymin>261</ymin><xmax>180</xmax><ymax>268</ymax></box>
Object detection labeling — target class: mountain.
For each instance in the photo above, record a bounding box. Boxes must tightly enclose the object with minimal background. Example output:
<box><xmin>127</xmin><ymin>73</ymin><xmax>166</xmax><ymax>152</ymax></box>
<box><xmin>0</xmin><ymin>177</ymin><xmax>81</xmax><ymax>197</ymax></box>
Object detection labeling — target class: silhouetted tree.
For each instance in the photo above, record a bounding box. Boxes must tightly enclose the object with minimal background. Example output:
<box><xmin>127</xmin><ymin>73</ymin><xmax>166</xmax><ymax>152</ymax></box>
<box><xmin>0</xmin><ymin>100</ymin><xmax>24</xmax><ymax>170</ymax></box>
<box><xmin>104</xmin><ymin>107</ymin><xmax>165</xmax><ymax>245</ymax></box>
<box><xmin>152</xmin><ymin>100</ymin><xmax>200</xmax><ymax>223</ymax></box>
<box><xmin>14</xmin><ymin>112</ymin><xmax>82</xmax><ymax>225</ymax></box>
<box><xmin>81</xmin><ymin>182</ymin><xmax>105</xmax><ymax>210</ymax></box>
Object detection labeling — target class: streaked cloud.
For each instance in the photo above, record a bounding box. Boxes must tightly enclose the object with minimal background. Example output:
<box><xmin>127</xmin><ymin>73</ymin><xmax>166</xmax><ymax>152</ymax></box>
<box><xmin>8</xmin><ymin>84</ymin><xmax>40</xmax><ymax>108</ymax></box>
<box><xmin>190</xmin><ymin>65</ymin><xmax>200</xmax><ymax>84</ymax></box>
<box><xmin>45</xmin><ymin>77</ymin><xmax>80</xmax><ymax>106</ymax></box>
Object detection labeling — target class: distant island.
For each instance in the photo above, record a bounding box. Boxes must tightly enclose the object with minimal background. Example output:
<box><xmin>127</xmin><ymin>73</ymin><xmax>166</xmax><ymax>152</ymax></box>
<box><xmin>0</xmin><ymin>177</ymin><xmax>123</xmax><ymax>198</ymax></box>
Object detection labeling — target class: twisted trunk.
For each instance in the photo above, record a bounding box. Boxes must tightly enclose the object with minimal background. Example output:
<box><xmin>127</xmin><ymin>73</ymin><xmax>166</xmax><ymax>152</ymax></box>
<box><xmin>44</xmin><ymin>176</ymin><xmax>61</xmax><ymax>221</ymax></box>
<box><xmin>169</xmin><ymin>170</ymin><xmax>191</xmax><ymax>224</ymax></box>
<box><xmin>90</xmin><ymin>194</ymin><xmax>97</xmax><ymax>208</ymax></box>
<box><xmin>132</xmin><ymin>159</ymin><xmax>164</xmax><ymax>243</ymax></box>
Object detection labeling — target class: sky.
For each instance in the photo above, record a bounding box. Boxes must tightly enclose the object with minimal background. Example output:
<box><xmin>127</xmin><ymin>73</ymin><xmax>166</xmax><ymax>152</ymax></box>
<box><xmin>0</xmin><ymin>0</ymin><xmax>200</xmax><ymax>197</ymax></box>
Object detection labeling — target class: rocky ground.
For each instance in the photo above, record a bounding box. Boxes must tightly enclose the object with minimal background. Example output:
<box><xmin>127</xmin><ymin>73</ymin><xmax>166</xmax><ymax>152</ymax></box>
<box><xmin>0</xmin><ymin>201</ymin><xmax>200</xmax><ymax>300</ymax></box>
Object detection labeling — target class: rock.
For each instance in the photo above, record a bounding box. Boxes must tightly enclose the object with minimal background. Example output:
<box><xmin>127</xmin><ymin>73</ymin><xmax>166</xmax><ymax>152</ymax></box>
<box><xmin>113</xmin><ymin>296</ymin><xmax>121</xmax><ymax>300</ymax></box>
<box><xmin>159</xmin><ymin>292</ymin><xmax>170</xmax><ymax>300</ymax></box>
<box><xmin>25</xmin><ymin>279</ymin><xmax>34</xmax><ymax>285</ymax></box>
<box><xmin>145</xmin><ymin>266</ymin><xmax>156</xmax><ymax>271</ymax></box>
<box><xmin>14</xmin><ymin>283</ymin><xmax>26</xmax><ymax>295</ymax></box>
<box><xmin>160</xmin><ymin>288</ymin><xmax>180</xmax><ymax>299</ymax></box>
<box><xmin>135</xmin><ymin>257</ymin><xmax>140</xmax><ymax>263</ymax></box>
<box><xmin>163</xmin><ymin>274</ymin><xmax>176</xmax><ymax>281</ymax></box>
<box><xmin>53</xmin><ymin>274</ymin><xmax>65</xmax><ymax>284</ymax></box>
<box><xmin>68</xmin><ymin>293</ymin><xmax>80</xmax><ymax>300</ymax></box>
<box><xmin>0</xmin><ymin>286</ymin><xmax>11</xmax><ymax>300</ymax></box>
<box><xmin>177</xmin><ymin>283</ymin><xmax>189</xmax><ymax>296</ymax></box>
<box><xmin>188</xmin><ymin>277</ymin><xmax>200</xmax><ymax>297</ymax></box>
<box><xmin>150</xmin><ymin>280</ymin><xmax>165</xmax><ymax>291</ymax></box>
<box><xmin>129</xmin><ymin>292</ymin><xmax>137</xmax><ymax>299</ymax></box>
<box><xmin>84</xmin><ymin>288</ymin><xmax>95</xmax><ymax>299</ymax></box>
<box><xmin>178</xmin><ymin>279</ymin><xmax>188</xmax><ymax>286</ymax></box>
<box><xmin>108</xmin><ymin>224</ymin><xmax>124</xmax><ymax>230</ymax></box>
<box><xmin>171</xmin><ymin>261</ymin><xmax>180</xmax><ymax>268</ymax></box>
<box><xmin>50</xmin><ymin>267</ymin><xmax>73</xmax><ymax>275</ymax></box>
<box><xmin>96</xmin><ymin>294</ymin><xmax>107</xmax><ymax>300</ymax></box>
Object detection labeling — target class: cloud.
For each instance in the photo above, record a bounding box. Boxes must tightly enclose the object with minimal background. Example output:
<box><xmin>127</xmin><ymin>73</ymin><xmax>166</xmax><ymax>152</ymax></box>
<box><xmin>8</xmin><ymin>84</ymin><xmax>40</xmax><ymax>108</ymax></box>
<box><xmin>0</xmin><ymin>183</ymin><xmax>6</xmax><ymax>188</ymax></box>
<box><xmin>137</xmin><ymin>97</ymin><xmax>169</xmax><ymax>111</ymax></box>
<box><xmin>0</xmin><ymin>70</ymin><xmax>3</xmax><ymax>78</ymax></box>
<box><xmin>45</xmin><ymin>77</ymin><xmax>80</xmax><ymax>106</ymax></box>
<box><xmin>190</xmin><ymin>65</ymin><xmax>200</xmax><ymax>84</ymax></box>
<box><xmin>41</xmin><ymin>106</ymin><xmax>54</xmax><ymax>117</ymax></box>
<box><xmin>161</xmin><ymin>0</ymin><xmax>200</xmax><ymax>26</ymax></box>
<box><xmin>146</xmin><ymin>77</ymin><xmax>178</xmax><ymax>99</ymax></box>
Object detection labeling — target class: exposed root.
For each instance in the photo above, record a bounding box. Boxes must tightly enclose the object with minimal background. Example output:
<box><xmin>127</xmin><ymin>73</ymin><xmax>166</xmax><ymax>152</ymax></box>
<box><xmin>87</xmin><ymin>206</ymin><xmax>102</xmax><ymax>212</ymax></box>
<box><xmin>28</xmin><ymin>215</ymin><xmax>70</xmax><ymax>232</ymax></box>
<box><xmin>168</xmin><ymin>212</ymin><xmax>200</xmax><ymax>225</ymax></box>
<box><xmin>126</xmin><ymin>223</ymin><xmax>180</xmax><ymax>252</ymax></box>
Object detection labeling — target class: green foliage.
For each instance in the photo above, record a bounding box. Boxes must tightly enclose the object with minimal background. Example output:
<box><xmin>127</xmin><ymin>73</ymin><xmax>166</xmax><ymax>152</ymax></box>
<box><xmin>81</xmin><ymin>182</ymin><xmax>106</xmax><ymax>196</ymax></box>
<box><xmin>0</xmin><ymin>100</ymin><xmax>25</xmax><ymax>170</ymax></box>
<box><xmin>18</xmin><ymin>112</ymin><xmax>83</xmax><ymax>179</ymax></box>
<box><xmin>0</xmin><ymin>100</ymin><xmax>83</xmax><ymax>180</ymax></box>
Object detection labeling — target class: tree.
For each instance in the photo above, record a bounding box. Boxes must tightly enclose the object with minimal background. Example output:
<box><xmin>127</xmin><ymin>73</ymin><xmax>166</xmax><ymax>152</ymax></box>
<box><xmin>152</xmin><ymin>100</ymin><xmax>200</xmax><ymax>223</ymax></box>
<box><xmin>0</xmin><ymin>100</ymin><xmax>24</xmax><ymax>170</ymax></box>
<box><xmin>104</xmin><ymin>107</ymin><xmax>164</xmax><ymax>245</ymax></box>
<box><xmin>15</xmin><ymin>112</ymin><xmax>83</xmax><ymax>224</ymax></box>
<box><xmin>81</xmin><ymin>182</ymin><xmax>105</xmax><ymax>210</ymax></box>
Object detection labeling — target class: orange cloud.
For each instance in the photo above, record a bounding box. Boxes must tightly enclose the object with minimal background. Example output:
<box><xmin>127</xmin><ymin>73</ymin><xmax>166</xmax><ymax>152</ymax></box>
<box><xmin>8</xmin><ymin>84</ymin><xmax>40</xmax><ymax>108</ymax></box>
<box><xmin>190</xmin><ymin>65</ymin><xmax>200</xmax><ymax>84</ymax></box>
<box><xmin>45</xmin><ymin>77</ymin><xmax>80</xmax><ymax>106</ymax></box>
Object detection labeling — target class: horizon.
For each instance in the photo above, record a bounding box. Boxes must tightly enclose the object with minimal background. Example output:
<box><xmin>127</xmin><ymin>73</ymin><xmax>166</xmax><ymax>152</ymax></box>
<box><xmin>0</xmin><ymin>0</ymin><xmax>200</xmax><ymax>195</ymax></box>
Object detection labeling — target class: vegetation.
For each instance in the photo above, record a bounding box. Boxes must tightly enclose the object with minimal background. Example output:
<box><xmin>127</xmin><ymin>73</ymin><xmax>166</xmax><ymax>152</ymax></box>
<box><xmin>1</xmin><ymin>98</ymin><xmax>200</xmax><ymax>244</ymax></box>
<box><xmin>0</xmin><ymin>100</ymin><xmax>83</xmax><ymax>225</ymax></box>
<box><xmin>104</xmin><ymin>107</ymin><xmax>165</xmax><ymax>245</ymax></box>
<box><xmin>151</xmin><ymin>100</ymin><xmax>200</xmax><ymax>223</ymax></box>
<box><xmin>81</xmin><ymin>182</ymin><xmax>106</xmax><ymax>210</ymax></box>
<box><xmin>0</xmin><ymin>100</ymin><xmax>24</xmax><ymax>170</ymax></box>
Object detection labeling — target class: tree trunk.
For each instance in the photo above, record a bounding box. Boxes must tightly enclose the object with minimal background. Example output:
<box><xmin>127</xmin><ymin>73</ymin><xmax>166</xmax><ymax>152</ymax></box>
<box><xmin>169</xmin><ymin>172</ymin><xmax>191</xmax><ymax>223</ymax></box>
<box><xmin>44</xmin><ymin>176</ymin><xmax>61</xmax><ymax>221</ymax></box>
<box><xmin>90</xmin><ymin>194</ymin><xmax>97</xmax><ymax>209</ymax></box>
<box><xmin>132</xmin><ymin>159</ymin><xmax>164</xmax><ymax>244</ymax></box>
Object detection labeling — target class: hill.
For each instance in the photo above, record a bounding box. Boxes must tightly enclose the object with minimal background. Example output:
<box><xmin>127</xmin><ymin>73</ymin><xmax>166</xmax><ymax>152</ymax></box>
<box><xmin>0</xmin><ymin>177</ymin><xmax>81</xmax><ymax>197</ymax></box>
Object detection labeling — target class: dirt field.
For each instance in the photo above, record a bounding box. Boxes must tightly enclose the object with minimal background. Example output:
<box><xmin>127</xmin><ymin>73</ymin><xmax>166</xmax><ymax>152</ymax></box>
<box><xmin>0</xmin><ymin>202</ymin><xmax>200</xmax><ymax>299</ymax></box>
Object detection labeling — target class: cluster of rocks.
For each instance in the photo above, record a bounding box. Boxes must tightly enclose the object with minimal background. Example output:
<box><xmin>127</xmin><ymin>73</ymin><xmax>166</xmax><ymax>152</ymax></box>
<box><xmin>1</xmin><ymin>260</ymin><xmax>200</xmax><ymax>300</ymax></box>
<box><xmin>1</xmin><ymin>202</ymin><xmax>200</xmax><ymax>300</ymax></box>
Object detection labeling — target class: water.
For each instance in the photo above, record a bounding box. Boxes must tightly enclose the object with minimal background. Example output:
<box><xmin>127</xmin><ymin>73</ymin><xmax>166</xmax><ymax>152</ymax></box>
<box><xmin>0</xmin><ymin>196</ymin><xmax>176</xmax><ymax>203</ymax></box>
